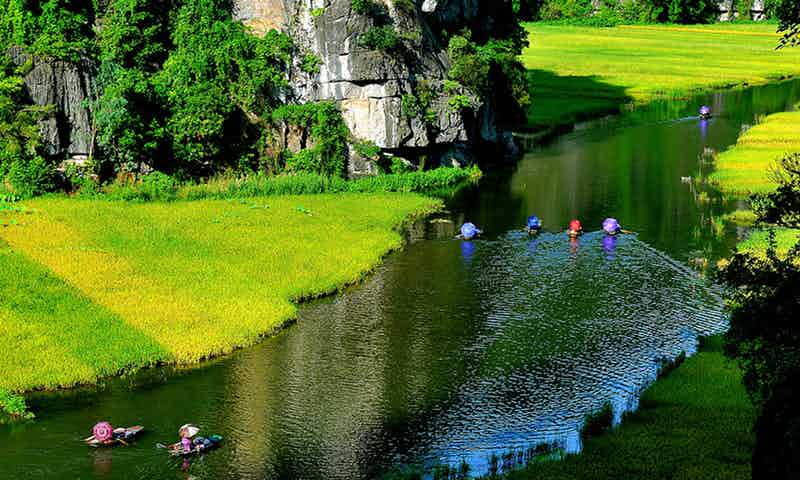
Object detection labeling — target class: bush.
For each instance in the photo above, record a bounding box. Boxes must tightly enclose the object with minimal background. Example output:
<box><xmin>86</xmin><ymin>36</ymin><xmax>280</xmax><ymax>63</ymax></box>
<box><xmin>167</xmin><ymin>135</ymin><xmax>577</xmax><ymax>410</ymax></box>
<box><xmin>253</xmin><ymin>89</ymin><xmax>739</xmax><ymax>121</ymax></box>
<box><xmin>103</xmin><ymin>171</ymin><xmax>179</xmax><ymax>201</ymax></box>
<box><xmin>1</xmin><ymin>54</ymin><xmax>53</xmax><ymax>198</ymax></box>
<box><xmin>359</xmin><ymin>25</ymin><xmax>399</xmax><ymax>51</ymax></box>
<box><xmin>6</xmin><ymin>156</ymin><xmax>54</xmax><ymax>198</ymax></box>
<box><xmin>272</xmin><ymin>102</ymin><xmax>350</xmax><ymax>177</ymax></box>
<box><xmin>534</xmin><ymin>0</ymin><xmax>719</xmax><ymax>24</ymax></box>
<box><xmin>539</xmin><ymin>0</ymin><xmax>594</xmax><ymax>21</ymax></box>
<box><xmin>0</xmin><ymin>390</ymin><xmax>33</xmax><ymax>423</ymax></box>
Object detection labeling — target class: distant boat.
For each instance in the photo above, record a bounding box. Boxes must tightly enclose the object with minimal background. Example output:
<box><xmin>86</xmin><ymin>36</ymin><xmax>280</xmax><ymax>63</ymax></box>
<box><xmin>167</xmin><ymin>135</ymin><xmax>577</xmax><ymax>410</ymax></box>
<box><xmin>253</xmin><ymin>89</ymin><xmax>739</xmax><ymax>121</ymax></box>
<box><xmin>699</xmin><ymin>105</ymin><xmax>712</xmax><ymax>119</ymax></box>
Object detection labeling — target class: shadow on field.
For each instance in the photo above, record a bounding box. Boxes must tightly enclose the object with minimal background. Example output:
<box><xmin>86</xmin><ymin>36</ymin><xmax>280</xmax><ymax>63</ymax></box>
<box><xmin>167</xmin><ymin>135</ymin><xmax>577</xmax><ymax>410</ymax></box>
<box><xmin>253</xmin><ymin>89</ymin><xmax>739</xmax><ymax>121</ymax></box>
<box><xmin>524</xmin><ymin>70</ymin><xmax>631</xmax><ymax>134</ymax></box>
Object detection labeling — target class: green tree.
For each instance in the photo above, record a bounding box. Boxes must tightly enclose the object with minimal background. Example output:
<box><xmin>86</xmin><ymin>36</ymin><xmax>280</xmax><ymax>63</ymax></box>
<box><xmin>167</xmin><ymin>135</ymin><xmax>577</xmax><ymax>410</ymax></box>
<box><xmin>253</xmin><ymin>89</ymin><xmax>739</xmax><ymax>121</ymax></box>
<box><xmin>0</xmin><ymin>1</ymin><xmax>95</xmax><ymax>60</ymax></box>
<box><xmin>721</xmin><ymin>153</ymin><xmax>800</xmax><ymax>477</ymax></box>
<box><xmin>778</xmin><ymin>0</ymin><xmax>800</xmax><ymax>48</ymax></box>
<box><xmin>155</xmin><ymin>0</ymin><xmax>293</xmax><ymax>175</ymax></box>
<box><xmin>0</xmin><ymin>55</ymin><xmax>53</xmax><ymax>197</ymax></box>
<box><xmin>94</xmin><ymin>0</ymin><xmax>172</xmax><ymax>175</ymax></box>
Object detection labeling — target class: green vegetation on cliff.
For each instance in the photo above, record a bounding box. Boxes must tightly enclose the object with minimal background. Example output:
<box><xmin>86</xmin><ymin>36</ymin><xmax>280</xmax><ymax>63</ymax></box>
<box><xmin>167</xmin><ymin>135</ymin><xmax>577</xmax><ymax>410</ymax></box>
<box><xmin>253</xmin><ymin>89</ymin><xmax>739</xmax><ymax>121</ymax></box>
<box><xmin>0</xmin><ymin>193</ymin><xmax>438</xmax><ymax>399</ymax></box>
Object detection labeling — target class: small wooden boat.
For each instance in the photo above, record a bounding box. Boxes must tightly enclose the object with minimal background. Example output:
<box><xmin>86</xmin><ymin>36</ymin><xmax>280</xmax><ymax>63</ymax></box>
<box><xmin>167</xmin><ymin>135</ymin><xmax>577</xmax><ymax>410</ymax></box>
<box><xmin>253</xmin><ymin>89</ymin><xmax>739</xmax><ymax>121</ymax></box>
<box><xmin>164</xmin><ymin>435</ymin><xmax>223</xmax><ymax>457</ymax></box>
<box><xmin>84</xmin><ymin>426</ymin><xmax>144</xmax><ymax>447</ymax></box>
<box><xmin>567</xmin><ymin>229</ymin><xmax>582</xmax><ymax>238</ymax></box>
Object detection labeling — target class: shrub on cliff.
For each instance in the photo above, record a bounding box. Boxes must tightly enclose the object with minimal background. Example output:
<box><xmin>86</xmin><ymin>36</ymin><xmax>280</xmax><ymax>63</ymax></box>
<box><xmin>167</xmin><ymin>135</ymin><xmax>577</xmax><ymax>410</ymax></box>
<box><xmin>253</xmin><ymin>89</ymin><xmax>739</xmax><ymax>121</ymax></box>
<box><xmin>0</xmin><ymin>54</ymin><xmax>54</xmax><ymax>197</ymax></box>
<box><xmin>272</xmin><ymin>102</ymin><xmax>350</xmax><ymax>177</ymax></box>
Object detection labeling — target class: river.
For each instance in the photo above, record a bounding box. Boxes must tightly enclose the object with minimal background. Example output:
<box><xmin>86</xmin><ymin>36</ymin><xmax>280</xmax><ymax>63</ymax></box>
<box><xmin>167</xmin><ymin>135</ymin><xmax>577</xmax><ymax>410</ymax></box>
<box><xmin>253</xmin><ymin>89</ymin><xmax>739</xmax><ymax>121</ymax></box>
<box><xmin>2</xmin><ymin>80</ymin><xmax>799</xmax><ymax>479</ymax></box>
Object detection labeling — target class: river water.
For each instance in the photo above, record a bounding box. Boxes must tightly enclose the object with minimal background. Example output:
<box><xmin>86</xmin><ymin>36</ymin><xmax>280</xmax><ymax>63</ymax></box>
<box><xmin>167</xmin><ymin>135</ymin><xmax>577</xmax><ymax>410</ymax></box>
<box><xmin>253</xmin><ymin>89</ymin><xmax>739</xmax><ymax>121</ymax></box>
<box><xmin>2</xmin><ymin>80</ymin><xmax>799</xmax><ymax>479</ymax></box>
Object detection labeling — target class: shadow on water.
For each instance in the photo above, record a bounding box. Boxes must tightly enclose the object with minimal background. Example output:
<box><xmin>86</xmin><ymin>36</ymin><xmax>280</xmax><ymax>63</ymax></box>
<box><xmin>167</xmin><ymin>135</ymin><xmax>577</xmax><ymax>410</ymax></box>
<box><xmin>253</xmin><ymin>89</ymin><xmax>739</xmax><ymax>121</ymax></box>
<box><xmin>523</xmin><ymin>70</ymin><xmax>631</xmax><ymax>134</ymax></box>
<box><xmin>2</xmin><ymin>81</ymin><xmax>800</xmax><ymax>479</ymax></box>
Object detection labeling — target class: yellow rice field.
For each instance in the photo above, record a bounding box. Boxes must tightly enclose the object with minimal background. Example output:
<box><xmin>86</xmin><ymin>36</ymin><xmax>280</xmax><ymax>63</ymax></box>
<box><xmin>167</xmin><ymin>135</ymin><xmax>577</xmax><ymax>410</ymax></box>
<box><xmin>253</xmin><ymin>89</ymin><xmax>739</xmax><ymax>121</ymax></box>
<box><xmin>0</xmin><ymin>194</ymin><xmax>438</xmax><ymax>394</ymax></box>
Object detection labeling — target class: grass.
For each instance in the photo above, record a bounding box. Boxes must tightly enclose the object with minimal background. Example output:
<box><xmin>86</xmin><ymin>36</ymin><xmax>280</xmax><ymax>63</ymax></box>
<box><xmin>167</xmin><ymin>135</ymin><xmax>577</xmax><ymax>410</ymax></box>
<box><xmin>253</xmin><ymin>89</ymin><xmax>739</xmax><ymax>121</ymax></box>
<box><xmin>710</xmin><ymin>111</ymin><xmax>800</xmax><ymax>195</ymax></box>
<box><xmin>0</xmin><ymin>193</ymin><xmax>439</xmax><ymax>400</ymax></box>
<box><xmin>522</xmin><ymin>23</ymin><xmax>800</xmax><ymax>130</ymax></box>
<box><xmin>86</xmin><ymin>168</ymin><xmax>482</xmax><ymax>203</ymax></box>
<box><xmin>504</xmin><ymin>336</ymin><xmax>754</xmax><ymax>480</ymax></box>
<box><xmin>736</xmin><ymin>228</ymin><xmax>800</xmax><ymax>257</ymax></box>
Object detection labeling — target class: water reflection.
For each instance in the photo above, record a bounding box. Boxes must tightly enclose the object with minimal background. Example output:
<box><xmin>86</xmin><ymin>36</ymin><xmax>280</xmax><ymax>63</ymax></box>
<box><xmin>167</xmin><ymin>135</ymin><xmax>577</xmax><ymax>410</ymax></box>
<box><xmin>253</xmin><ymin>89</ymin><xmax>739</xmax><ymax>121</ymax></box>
<box><xmin>602</xmin><ymin>235</ymin><xmax>618</xmax><ymax>260</ymax></box>
<box><xmin>461</xmin><ymin>240</ymin><xmax>476</xmax><ymax>263</ymax></box>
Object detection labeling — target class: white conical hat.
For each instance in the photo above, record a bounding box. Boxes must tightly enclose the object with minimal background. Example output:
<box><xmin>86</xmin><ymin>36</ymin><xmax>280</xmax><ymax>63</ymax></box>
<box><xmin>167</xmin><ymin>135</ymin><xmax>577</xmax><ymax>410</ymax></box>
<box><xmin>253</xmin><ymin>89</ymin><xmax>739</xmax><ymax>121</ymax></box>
<box><xmin>179</xmin><ymin>424</ymin><xmax>200</xmax><ymax>438</ymax></box>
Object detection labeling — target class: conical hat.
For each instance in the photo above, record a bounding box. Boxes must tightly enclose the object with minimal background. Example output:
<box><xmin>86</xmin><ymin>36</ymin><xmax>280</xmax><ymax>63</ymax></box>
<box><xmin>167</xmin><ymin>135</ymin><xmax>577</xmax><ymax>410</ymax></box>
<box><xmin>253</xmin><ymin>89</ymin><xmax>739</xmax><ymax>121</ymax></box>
<box><xmin>179</xmin><ymin>424</ymin><xmax>200</xmax><ymax>438</ymax></box>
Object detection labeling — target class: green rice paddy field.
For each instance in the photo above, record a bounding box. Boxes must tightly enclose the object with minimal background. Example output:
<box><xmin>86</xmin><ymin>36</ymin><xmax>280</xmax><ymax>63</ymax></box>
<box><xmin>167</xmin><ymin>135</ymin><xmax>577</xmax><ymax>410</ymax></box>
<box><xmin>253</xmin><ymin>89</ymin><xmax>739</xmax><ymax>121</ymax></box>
<box><xmin>711</xmin><ymin>111</ymin><xmax>800</xmax><ymax>195</ymax></box>
<box><xmin>0</xmin><ymin>194</ymin><xmax>438</xmax><ymax>402</ymax></box>
<box><xmin>523</xmin><ymin>24</ymin><xmax>800</xmax><ymax>129</ymax></box>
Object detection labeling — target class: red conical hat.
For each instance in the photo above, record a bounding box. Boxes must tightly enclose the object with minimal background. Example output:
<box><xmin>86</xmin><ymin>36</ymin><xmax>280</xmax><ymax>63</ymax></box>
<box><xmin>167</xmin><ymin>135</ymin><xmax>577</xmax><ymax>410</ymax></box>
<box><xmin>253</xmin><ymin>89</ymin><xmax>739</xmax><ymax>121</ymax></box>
<box><xmin>569</xmin><ymin>219</ymin><xmax>582</xmax><ymax>231</ymax></box>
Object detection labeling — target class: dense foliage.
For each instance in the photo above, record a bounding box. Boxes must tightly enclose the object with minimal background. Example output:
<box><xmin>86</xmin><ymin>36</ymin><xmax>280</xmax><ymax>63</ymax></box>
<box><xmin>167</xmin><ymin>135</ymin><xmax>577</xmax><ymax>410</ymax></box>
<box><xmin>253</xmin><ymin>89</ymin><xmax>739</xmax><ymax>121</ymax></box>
<box><xmin>0</xmin><ymin>0</ymin><xmax>95</xmax><ymax>61</ymax></box>
<box><xmin>272</xmin><ymin>102</ymin><xmax>350</xmax><ymax>178</ymax></box>
<box><xmin>721</xmin><ymin>152</ymin><xmax>800</xmax><ymax>478</ymax></box>
<box><xmin>0</xmin><ymin>54</ymin><xmax>53</xmax><ymax>197</ymax></box>
<box><xmin>1</xmin><ymin>0</ymin><xmax>358</xmax><ymax>190</ymax></box>
<box><xmin>778</xmin><ymin>0</ymin><xmax>799</xmax><ymax>48</ymax></box>
<box><xmin>84</xmin><ymin>166</ymin><xmax>480</xmax><ymax>201</ymax></box>
<box><xmin>530</xmin><ymin>0</ymin><xmax>773</xmax><ymax>24</ymax></box>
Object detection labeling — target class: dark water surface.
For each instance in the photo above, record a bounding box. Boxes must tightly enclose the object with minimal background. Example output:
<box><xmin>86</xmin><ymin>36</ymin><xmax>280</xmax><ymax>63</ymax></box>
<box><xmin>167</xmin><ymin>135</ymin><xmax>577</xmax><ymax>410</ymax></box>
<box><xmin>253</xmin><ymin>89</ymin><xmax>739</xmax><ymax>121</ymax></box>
<box><xmin>3</xmin><ymin>81</ymin><xmax>800</xmax><ymax>479</ymax></box>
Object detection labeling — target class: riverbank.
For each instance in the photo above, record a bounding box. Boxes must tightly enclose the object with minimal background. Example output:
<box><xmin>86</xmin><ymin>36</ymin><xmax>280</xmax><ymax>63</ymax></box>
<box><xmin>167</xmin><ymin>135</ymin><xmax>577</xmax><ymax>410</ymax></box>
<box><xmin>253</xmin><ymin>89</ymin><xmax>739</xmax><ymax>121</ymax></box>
<box><xmin>522</xmin><ymin>23</ymin><xmax>800</xmax><ymax>132</ymax></box>
<box><xmin>711</xmin><ymin>110</ymin><xmax>800</xmax><ymax>196</ymax></box>
<box><xmin>0</xmin><ymin>193</ymin><xmax>439</xmax><ymax>416</ymax></box>
<box><xmin>505</xmin><ymin>336</ymin><xmax>754</xmax><ymax>480</ymax></box>
<box><xmin>709</xmin><ymin>109</ymin><xmax>800</xmax><ymax>255</ymax></box>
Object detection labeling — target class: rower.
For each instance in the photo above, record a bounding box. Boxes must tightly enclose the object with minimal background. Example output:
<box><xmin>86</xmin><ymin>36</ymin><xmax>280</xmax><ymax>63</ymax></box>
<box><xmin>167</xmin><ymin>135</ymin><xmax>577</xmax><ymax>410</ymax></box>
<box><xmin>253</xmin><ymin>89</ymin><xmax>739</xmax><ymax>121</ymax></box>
<box><xmin>526</xmin><ymin>215</ymin><xmax>542</xmax><ymax>234</ymax></box>
<box><xmin>567</xmin><ymin>219</ymin><xmax>583</xmax><ymax>238</ymax></box>
<box><xmin>458</xmin><ymin>222</ymin><xmax>482</xmax><ymax>240</ymax></box>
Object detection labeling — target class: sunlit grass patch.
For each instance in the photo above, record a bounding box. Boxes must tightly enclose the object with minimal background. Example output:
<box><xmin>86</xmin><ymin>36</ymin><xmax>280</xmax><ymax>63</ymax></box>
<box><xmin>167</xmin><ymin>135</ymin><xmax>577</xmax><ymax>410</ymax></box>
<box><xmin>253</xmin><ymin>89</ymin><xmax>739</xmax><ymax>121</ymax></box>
<box><xmin>0</xmin><ymin>193</ymin><xmax>439</xmax><ymax>394</ymax></box>
<box><xmin>710</xmin><ymin>111</ymin><xmax>800</xmax><ymax>195</ymax></box>
<box><xmin>522</xmin><ymin>24</ymin><xmax>800</xmax><ymax>129</ymax></box>
<box><xmin>736</xmin><ymin>228</ymin><xmax>800</xmax><ymax>258</ymax></box>
<box><xmin>721</xmin><ymin>210</ymin><xmax>757</xmax><ymax>226</ymax></box>
<box><xmin>0</xmin><ymin>243</ymin><xmax>167</xmax><ymax>393</ymax></box>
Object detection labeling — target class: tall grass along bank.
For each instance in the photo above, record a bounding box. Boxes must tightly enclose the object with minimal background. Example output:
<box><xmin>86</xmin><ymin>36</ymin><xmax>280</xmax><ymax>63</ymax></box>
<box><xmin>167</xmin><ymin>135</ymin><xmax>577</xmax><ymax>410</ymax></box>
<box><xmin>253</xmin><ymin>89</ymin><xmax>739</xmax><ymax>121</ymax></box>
<box><xmin>708</xmin><ymin>110</ymin><xmax>800</xmax><ymax>257</ymax></box>
<box><xmin>504</xmin><ymin>336</ymin><xmax>753</xmax><ymax>480</ymax></box>
<box><xmin>522</xmin><ymin>24</ymin><xmax>800</xmax><ymax>130</ymax></box>
<box><xmin>0</xmin><ymin>194</ymin><xmax>439</xmax><ymax>401</ymax></box>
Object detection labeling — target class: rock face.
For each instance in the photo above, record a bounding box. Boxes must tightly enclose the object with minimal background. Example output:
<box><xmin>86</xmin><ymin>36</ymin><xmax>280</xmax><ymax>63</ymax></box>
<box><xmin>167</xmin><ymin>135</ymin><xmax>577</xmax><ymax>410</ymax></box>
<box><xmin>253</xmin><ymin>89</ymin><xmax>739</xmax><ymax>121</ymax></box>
<box><xmin>234</xmin><ymin>0</ymin><xmax>503</xmax><ymax>166</ymax></box>
<box><xmin>8</xmin><ymin>47</ymin><xmax>95</xmax><ymax>160</ymax></box>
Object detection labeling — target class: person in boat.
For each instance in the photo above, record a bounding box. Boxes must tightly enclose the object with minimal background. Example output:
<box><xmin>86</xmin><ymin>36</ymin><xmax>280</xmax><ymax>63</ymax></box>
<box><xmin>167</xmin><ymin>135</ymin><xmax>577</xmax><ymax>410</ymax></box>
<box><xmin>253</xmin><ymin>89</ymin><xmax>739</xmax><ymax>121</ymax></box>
<box><xmin>526</xmin><ymin>215</ymin><xmax>542</xmax><ymax>234</ymax></box>
<box><xmin>699</xmin><ymin>105</ymin><xmax>712</xmax><ymax>119</ymax></box>
<box><xmin>458</xmin><ymin>222</ymin><xmax>482</xmax><ymax>240</ymax></box>
<box><xmin>602</xmin><ymin>217</ymin><xmax>621</xmax><ymax>236</ymax></box>
<box><xmin>91</xmin><ymin>422</ymin><xmax>115</xmax><ymax>444</ymax></box>
<box><xmin>567</xmin><ymin>219</ymin><xmax>583</xmax><ymax>238</ymax></box>
<box><xmin>179</xmin><ymin>424</ymin><xmax>200</xmax><ymax>453</ymax></box>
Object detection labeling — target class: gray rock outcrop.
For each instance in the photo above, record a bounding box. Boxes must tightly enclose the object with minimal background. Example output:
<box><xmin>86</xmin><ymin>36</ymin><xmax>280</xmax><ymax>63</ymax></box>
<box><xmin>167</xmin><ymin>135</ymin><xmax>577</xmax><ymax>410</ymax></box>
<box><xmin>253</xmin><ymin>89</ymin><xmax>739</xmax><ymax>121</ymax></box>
<box><xmin>8</xmin><ymin>47</ymin><xmax>95</xmax><ymax>160</ymax></box>
<box><xmin>235</xmin><ymin>0</ymin><xmax>502</xmax><ymax>166</ymax></box>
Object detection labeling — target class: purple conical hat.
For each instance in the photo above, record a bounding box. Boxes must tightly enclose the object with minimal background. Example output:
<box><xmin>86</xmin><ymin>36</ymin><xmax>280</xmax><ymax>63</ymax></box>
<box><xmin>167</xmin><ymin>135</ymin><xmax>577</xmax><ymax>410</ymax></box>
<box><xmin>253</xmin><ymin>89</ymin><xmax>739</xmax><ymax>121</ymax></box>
<box><xmin>602</xmin><ymin>218</ymin><xmax>620</xmax><ymax>234</ymax></box>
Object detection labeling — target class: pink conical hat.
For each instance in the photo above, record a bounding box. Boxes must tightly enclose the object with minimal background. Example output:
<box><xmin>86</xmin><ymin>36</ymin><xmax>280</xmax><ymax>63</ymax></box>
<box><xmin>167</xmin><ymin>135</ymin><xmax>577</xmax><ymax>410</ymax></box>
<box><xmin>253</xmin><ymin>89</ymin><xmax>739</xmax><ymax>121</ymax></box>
<box><xmin>93</xmin><ymin>422</ymin><xmax>114</xmax><ymax>442</ymax></box>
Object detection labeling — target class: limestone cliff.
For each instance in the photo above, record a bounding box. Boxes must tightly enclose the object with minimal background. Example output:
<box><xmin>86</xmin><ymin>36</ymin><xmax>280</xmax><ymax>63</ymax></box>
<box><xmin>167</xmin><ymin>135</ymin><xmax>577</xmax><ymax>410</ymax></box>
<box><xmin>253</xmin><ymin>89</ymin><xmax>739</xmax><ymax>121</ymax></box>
<box><xmin>235</xmin><ymin>0</ymin><xmax>509</xmax><ymax>166</ymax></box>
<box><xmin>8</xmin><ymin>47</ymin><xmax>95</xmax><ymax>160</ymax></box>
